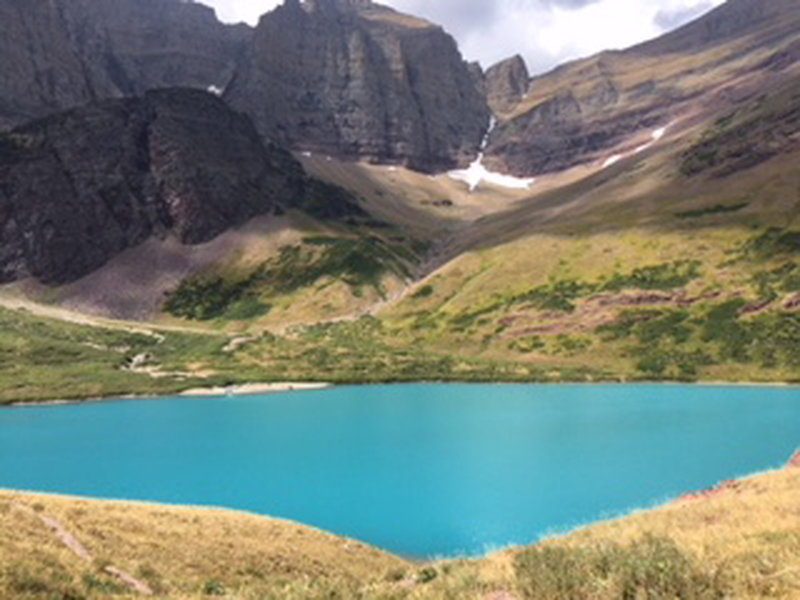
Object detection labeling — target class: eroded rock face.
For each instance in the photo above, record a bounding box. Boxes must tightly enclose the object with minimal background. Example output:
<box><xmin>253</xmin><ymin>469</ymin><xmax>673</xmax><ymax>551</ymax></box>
<box><xmin>0</xmin><ymin>0</ymin><xmax>248</xmax><ymax>128</ymax></box>
<box><xmin>485</xmin><ymin>55</ymin><xmax>529</xmax><ymax>116</ymax></box>
<box><xmin>0</xmin><ymin>89</ymin><xmax>304</xmax><ymax>284</ymax></box>
<box><xmin>0</xmin><ymin>0</ymin><xmax>95</xmax><ymax>128</ymax></box>
<box><xmin>226</xmin><ymin>0</ymin><xmax>490</xmax><ymax>172</ymax></box>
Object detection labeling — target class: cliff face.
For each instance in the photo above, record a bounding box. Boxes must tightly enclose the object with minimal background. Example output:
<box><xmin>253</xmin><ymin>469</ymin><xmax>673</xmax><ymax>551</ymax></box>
<box><xmin>484</xmin><ymin>55</ymin><xmax>529</xmax><ymax>117</ymax></box>
<box><xmin>0</xmin><ymin>0</ymin><xmax>488</xmax><ymax>172</ymax></box>
<box><xmin>0</xmin><ymin>89</ymin><xmax>304</xmax><ymax>284</ymax></box>
<box><xmin>225</xmin><ymin>0</ymin><xmax>490</xmax><ymax>172</ymax></box>
<box><xmin>0</xmin><ymin>0</ymin><xmax>248</xmax><ymax>128</ymax></box>
<box><xmin>0</xmin><ymin>0</ymin><xmax>95</xmax><ymax>128</ymax></box>
<box><xmin>484</xmin><ymin>0</ymin><xmax>800</xmax><ymax>176</ymax></box>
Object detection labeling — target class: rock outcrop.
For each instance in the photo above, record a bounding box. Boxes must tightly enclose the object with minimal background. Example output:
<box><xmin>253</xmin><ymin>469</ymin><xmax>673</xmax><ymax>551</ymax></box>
<box><xmin>0</xmin><ymin>0</ymin><xmax>248</xmax><ymax>128</ymax></box>
<box><xmin>225</xmin><ymin>0</ymin><xmax>490</xmax><ymax>172</ymax></box>
<box><xmin>0</xmin><ymin>89</ymin><xmax>305</xmax><ymax>284</ymax></box>
<box><xmin>484</xmin><ymin>0</ymin><xmax>800</xmax><ymax>176</ymax></box>
<box><xmin>484</xmin><ymin>55</ymin><xmax>529</xmax><ymax>117</ymax></box>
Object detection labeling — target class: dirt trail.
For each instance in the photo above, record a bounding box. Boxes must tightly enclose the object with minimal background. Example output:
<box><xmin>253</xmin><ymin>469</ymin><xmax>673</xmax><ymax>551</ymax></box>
<box><xmin>13</xmin><ymin>502</ymin><xmax>154</xmax><ymax>595</ymax></box>
<box><xmin>0</xmin><ymin>294</ymin><xmax>210</xmax><ymax>337</ymax></box>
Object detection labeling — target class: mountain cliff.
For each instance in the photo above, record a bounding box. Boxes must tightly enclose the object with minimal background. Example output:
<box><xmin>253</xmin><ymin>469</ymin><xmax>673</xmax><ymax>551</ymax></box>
<box><xmin>483</xmin><ymin>0</ymin><xmax>800</xmax><ymax>176</ymax></box>
<box><xmin>225</xmin><ymin>0</ymin><xmax>489</xmax><ymax>172</ymax></box>
<box><xmin>0</xmin><ymin>89</ymin><xmax>306</xmax><ymax>284</ymax></box>
<box><xmin>484</xmin><ymin>55</ymin><xmax>530</xmax><ymax>118</ymax></box>
<box><xmin>0</xmin><ymin>0</ymin><xmax>489</xmax><ymax>172</ymax></box>
<box><xmin>0</xmin><ymin>0</ymin><xmax>248</xmax><ymax>129</ymax></box>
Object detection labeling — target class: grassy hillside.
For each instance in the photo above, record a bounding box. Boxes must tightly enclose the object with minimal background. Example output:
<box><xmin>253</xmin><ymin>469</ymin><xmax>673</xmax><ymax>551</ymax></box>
<box><xmin>2</xmin><ymin>139</ymin><xmax>800</xmax><ymax>404</ymax></box>
<box><xmin>2</xmin><ymin>463</ymin><xmax>798</xmax><ymax>598</ymax></box>
<box><xmin>2</xmin><ymin>67</ymin><xmax>799</xmax><ymax>401</ymax></box>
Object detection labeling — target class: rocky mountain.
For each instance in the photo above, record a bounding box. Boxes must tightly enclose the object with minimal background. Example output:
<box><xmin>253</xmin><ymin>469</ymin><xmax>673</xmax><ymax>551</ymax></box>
<box><xmin>0</xmin><ymin>89</ymin><xmax>307</xmax><ymax>284</ymax></box>
<box><xmin>484</xmin><ymin>55</ymin><xmax>529</xmax><ymax>118</ymax></box>
<box><xmin>483</xmin><ymin>0</ymin><xmax>800</xmax><ymax>176</ymax></box>
<box><xmin>0</xmin><ymin>0</ymin><xmax>489</xmax><ymax>173</ymax></box>
<box><xmin>225</xmin><ymin>0</ymin><xmax>489</xmax><ymax>172</ymax></box>
<box><xmin>0</xmin><ymin>0</ymin><xmax>248</xmax><ymax>129</ymax></box>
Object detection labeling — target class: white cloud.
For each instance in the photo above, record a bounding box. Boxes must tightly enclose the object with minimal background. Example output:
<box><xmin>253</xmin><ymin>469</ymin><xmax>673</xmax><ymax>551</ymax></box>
<box><xmin>201</xmin><ymin>0</ymin><xmax>725</xmax><ymax>74</ymax></box>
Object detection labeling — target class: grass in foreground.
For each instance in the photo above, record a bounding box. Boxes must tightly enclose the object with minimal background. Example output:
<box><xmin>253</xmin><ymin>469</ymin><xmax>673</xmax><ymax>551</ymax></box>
<box><xmin>1</xmin><ymin>465</ymin><xmax>798</xmax><ymax>598</ymax></box>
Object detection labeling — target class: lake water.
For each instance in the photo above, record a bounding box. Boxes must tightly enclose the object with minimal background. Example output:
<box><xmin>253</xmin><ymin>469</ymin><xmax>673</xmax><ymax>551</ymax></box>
<box><xmin>1</xmin><ymin>384</ymin><xmax>798</xmax><ymax>557</ymax></box>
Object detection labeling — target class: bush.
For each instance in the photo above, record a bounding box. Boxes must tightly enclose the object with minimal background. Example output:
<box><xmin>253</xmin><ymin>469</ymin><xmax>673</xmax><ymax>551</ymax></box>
<box><xmin>603</xmin><ymin>261</ymin><xmax>701</xmax><ymax>292</ymax></box>
<box><xmin>511</xmin><ymin>279</ymin><xmax>592</xmax><ymax>313</ymax></box>
<box><xmin>515</xmin><ymin>536</ymin><xmax>725</xmax><ymax>600</ymax></box>
<box><xmin>416</xmin><ymin>567</ymin><xmax>438</xmax><ymax>584</ymax></box>
<box><xmin>203</xmin><ymin>579</ymin><xmax>226</xmax><ymax>596</ymax></box>
<box><xmin>412</xmin><ymin>285</ymin><xmax>434</xmax><ymax>299</ymax></box>
<box><xmin>163</xmin><ymin>277</ymin><xmax>248</xmax><ymax>321</ymax></box>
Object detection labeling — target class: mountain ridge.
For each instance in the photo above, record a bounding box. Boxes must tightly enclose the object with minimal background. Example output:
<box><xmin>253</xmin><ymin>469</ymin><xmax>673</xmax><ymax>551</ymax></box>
<box><xmin>482</xmin><ymin>0</ymin><xmax>800</xmax><ymax>176</ymax></box>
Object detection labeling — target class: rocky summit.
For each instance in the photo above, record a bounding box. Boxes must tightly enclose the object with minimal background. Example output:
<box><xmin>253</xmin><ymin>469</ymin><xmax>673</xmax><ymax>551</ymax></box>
<box><xmin>0</xmin><ymin>89</ymin><xmax>304</xmax><ymax>284</ymax></box>
<box><xmin>484</xmin><ymin>55</ymin><xmax>530</xmax><ymax>118</ymax></box>
<box><xmin>226</xmin><ymin>0</ymin><xmax>489</xmax><ymax>172</ymax></box>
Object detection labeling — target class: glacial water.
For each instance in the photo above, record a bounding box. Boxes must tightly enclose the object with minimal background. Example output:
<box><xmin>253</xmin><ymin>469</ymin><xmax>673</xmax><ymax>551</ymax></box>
<box><xmin>1</xmin><ymin>384</ymin><xmax>798</xmax><ymax>557</ymax></box>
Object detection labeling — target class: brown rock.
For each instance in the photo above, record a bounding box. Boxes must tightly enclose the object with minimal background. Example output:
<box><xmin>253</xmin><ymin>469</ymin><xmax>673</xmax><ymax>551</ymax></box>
<box><xmin>0</xmin><ymin>89</ymin><xmax>306</xmax><ymax>284</ymax></box>
<box><xmin>485</xmin><ymin>55</ymin><xmax>529</xmax><ymax>116</ymax></box>
<box><xmin>225</xmin><ymin>0</ymin><xmax>490</xmax><ymax>172</ymax></box>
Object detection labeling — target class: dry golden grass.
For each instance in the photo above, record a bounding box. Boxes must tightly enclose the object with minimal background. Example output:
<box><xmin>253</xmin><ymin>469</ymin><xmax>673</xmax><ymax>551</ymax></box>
<box><xmin>2</xmin><ymin>466</ymin><xmax>799</xmax><ymax>598</ymax></box>
<box><xmin>0</xmin><ymin>491</ymin><xmax>407</xmax><ymax>599</ymax></box>
<box><xmin>527</xmin><ymin>467</ymin><xmax>800</xmax><ymax>599</ymax></box>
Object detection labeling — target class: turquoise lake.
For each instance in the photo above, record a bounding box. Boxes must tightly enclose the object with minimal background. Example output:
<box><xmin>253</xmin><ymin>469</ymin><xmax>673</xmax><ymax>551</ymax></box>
<box><xmin>1</xmin><ymin>384</ymin><xmax>798</xmax><ymax>557</ymax></box>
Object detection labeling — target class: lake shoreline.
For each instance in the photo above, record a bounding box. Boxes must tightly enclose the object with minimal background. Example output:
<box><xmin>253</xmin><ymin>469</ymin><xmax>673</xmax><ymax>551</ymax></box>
<box><xmin>4</xmin><ymin>381</ymin><xmax>332</xmax><ymax>408</ymax></box>
<box><xmin>2</xmin><ymin>459</ymin><xmax>798</xmax><ymax>563</ymax></box>
<box><xmin>3</xmin><ymin>378</ymin><xmax>799</xmax><ymax>408</ymax></box>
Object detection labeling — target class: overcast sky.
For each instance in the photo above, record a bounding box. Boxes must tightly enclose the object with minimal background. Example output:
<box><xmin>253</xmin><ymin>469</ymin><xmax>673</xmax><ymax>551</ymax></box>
<box><xmin>202</xmin><ymin>0</ymin><xmax>725</xmax><ymax>74</ymax></box>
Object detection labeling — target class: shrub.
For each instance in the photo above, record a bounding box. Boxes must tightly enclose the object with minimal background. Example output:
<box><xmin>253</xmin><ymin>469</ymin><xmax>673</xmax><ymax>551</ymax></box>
<box><xmin>515</xmin><ymin>537</ymin><xmax>725</xmax><ymax>600</ymax></box>
<box><xmin>603</xmin><ymin>261</ymin><xmax>701</xmax><ymax>291</ymax></box>
<box><xmin>203</xmin><ymin>579</ymin><xmax>226</xmax><ymax>596</ymax></box>
<box><xmin>416</xmin><ymin>567</ymin><xmax>438</xmax><ymax>584</ymax></box>
<box><xmin>412</xmin><ymin>285</ymin><xmax>435</xmax><ymax>299</ymax></box>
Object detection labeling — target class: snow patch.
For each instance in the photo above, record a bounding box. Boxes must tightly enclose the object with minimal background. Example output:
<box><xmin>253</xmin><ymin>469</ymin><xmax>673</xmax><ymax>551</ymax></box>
<box><xmin>601</xmin><ymin>124</ymin><xmax>670</xmax><ymax>170</ymax></box>
<box><xmin>448</xmin><ymin>116</ymin><xmax>535</xmax><ymax>192</ymax></box>
<box><xmin>301</xmin><ymin>151</ymin><xmax>313</xmax><ymax>157</ymax></box>
<box><xmin>480</xmin><ymin>116</ymin><xmax>497</xmax><ymax>151</ymax></box>
<box><xmin>207</xmin><ymin>85</ymin><xmax>224</xmax><ymax>97</ymax></box>
<box><xmin>449</xmin><ymin>155</ymin><xmax>536</xmax><ymax>192</ymax></box>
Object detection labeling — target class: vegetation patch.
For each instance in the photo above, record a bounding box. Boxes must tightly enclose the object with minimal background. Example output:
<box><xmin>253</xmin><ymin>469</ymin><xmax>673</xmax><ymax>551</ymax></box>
<box><xmin>411</xmin><ymin>284</ymin><xmax>434</xmax><ymax>299</ymax></box>
<box><xmin>515</xmin><ymin>536</ymin><xmax>724</xmax><ymax>600</ymax></box>
<box><xmin>163</xmin><ymin>277</ymin><xmax>259</xmax><ymax>321</ymax></box>
<box><xmin>164</xmin><ymin>236</ymin><xmax>416</xmax><ymax>320</ymax></box>
<box><xmin>598</xmin><ymin>300</ymin><xmax>800</xmax><ymax>379</ymax></box>
<box><xmin>509</xmin><ymin>279</ymin><xmax>592</xmax><ymax>313</ymax></box>
<box><xmin>742</xmin><ymin>228</ymin><xmax>800</xmax><ymax>258</ymax></box>
<box><xmin>602</xmin><ymin>260</ymin><xmax>701</xmax><ymax>291</ymax></box>
<box><xmin>680</xmin><ymin>79</ymin><xmax>800</xmax><ymax>177</ymax></box>
<box><xmin>752</xmin><ymin>262</ymin><xmax>800</xmax><ymax>300</ymax></box>
<box><xmin>676</xmin><ymin>203</ymin><xmax>748</xmax><ymax>219</ymax></box>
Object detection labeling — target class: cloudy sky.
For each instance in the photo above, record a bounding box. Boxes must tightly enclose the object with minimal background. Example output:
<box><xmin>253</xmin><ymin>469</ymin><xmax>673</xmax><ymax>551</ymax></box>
<box><xmin>202</xmin><ymin>0</ymin><xmax>725</xmax><ymax>74</ymax></box>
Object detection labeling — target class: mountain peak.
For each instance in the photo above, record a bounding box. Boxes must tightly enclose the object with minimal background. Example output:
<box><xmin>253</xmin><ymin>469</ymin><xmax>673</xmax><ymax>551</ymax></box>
<box><xmin>485</xmin><ymin>55</ymin><xmax>530</xmax><ymax>117</ymax></box>
<box><xmin>301</xmin><ymin>0</ymin><xmax>372</xmax><ymax>14</ymax></box>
